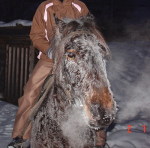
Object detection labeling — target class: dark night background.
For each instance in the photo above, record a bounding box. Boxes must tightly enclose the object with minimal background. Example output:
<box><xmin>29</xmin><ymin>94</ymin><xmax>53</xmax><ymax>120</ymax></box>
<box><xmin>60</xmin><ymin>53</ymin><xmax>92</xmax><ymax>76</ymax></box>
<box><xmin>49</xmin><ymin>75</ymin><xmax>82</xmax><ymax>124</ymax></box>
<box><xmin>0</xmin><ymin>0</ymin><xmax>150</xmax><ymax>23</ymax></box>
<box><xmin>0</xmin><ymin>0</ymin><xmax>150</xmax><ymax>40</ymax></box>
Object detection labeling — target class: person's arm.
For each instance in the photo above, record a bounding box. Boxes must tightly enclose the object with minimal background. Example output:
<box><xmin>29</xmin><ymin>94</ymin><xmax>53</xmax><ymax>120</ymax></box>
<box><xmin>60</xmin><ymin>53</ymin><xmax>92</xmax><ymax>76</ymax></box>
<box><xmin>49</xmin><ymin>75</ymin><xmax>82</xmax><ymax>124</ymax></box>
<box><xmin>80</xmin><ymin>1</ymin><xmax>89</xmax><ymax>16</ymax></box>
<box><xmin>74</xmin><ymin>0</ymin><xmax>89</xmax><ymax>16</ymax></box>
<box><xmin>29</xmin><ymin>3</ymin><xmax>50</xmax><ymax>54</ymax></box>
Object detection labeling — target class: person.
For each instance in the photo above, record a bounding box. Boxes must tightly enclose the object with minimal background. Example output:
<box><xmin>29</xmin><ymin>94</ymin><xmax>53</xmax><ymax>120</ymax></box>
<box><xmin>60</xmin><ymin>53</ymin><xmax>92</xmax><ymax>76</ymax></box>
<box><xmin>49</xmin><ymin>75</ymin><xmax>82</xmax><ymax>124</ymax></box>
<box><xmin>7</xmin><ymin>0</ymin><xmax>89</xmax><ymax>147</ymax></box>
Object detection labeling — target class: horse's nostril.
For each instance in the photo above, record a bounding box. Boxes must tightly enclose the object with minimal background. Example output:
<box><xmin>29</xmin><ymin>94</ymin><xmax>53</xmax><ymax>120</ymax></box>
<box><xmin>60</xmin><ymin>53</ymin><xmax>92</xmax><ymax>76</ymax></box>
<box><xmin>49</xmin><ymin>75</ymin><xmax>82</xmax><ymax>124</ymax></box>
<box><xmin>102</xmin><ymin>115</ymin><xmax>112</xmax><ymax>125</ymax></box>
<box><xmin>104</xmin><ymin>118</ymin><xmax>110</xmax><ymax>124</ymax></box>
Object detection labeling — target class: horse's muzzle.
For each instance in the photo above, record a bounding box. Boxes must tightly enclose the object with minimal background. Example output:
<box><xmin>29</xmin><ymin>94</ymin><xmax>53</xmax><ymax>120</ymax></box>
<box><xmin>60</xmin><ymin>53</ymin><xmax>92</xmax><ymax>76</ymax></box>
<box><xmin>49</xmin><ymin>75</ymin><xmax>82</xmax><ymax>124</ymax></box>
<box><xmin>88</xmin><ymin>103</ymin><xmax>116</xmax><ymax>130</ymax></box>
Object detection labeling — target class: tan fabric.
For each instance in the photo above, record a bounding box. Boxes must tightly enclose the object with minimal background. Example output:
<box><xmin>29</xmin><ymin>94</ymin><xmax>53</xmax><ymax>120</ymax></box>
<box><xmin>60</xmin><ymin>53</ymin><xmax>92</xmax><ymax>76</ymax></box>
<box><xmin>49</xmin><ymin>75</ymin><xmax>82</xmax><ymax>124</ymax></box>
<box><xmin>12</xmin><ymin>59</ymin><xmax>53</xmax><ymax>139</ymax></box>
<box><xmin>30</xmin><ymin>0</ymin><xmax>89</xmax><ymax>62</ymax></box>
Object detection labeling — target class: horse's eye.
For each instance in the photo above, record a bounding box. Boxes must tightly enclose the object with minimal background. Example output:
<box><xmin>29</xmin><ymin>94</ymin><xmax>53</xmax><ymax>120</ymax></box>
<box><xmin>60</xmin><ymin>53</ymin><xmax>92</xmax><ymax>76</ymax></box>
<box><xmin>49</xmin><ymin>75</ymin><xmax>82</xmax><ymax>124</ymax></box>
<box><xmin>67</xmin><ymin>52</ymin><xmax>76</xmax><ymax>58</ymax></box>
<box><xmin>66</xmin><ymin>49</ymin><xmax>76</xmax><ymax>60</ymax></box>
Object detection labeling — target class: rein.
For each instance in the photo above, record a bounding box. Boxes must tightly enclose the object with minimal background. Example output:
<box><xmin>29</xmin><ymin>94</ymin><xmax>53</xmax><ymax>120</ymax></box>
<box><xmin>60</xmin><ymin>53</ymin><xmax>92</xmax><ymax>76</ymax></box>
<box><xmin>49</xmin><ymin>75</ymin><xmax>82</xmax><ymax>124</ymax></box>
<box><xmin>29</xmin><ymin>74</ymin><xmax>55</xmax><ymax>118</ymax></box>
<box><xmin>21</xmin><ymin>74</ymin><xmax>55</xmax><ymax>137</ymax></box>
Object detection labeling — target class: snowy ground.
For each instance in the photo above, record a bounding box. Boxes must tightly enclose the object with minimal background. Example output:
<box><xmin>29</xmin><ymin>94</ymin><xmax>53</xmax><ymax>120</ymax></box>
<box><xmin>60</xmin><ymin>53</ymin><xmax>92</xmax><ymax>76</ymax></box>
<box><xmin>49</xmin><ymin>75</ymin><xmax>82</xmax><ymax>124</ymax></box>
<box><xmin>0</xmin><ymin>101</ymin><xmax>17</xmax><ymax>148</ymax></box>
<box><xmin>0</xmin><ymin>40</ymin><xmax>150</xmax><ymax>148</ymax></box>
<box><xmin>107</xmin><ymin>41</ymin><xmax>150</xmax><ymax>148</ymax></box>
<box><xmin>0</xmin><ymin>20</ymin><xmax>32</xmax><ymax>27</ymax></box>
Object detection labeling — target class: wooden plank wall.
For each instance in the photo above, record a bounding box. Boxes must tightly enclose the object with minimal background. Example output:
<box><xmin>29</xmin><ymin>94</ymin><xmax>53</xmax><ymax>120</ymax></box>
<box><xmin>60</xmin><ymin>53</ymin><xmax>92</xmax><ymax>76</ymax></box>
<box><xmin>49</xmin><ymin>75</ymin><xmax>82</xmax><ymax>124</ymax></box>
<box><xmin>0</xmin><ymin>27</ymin><xmax>37</xmax><ymax>105</ymax></box>
<box><xmin>5</xmin><ymin>44</ymin><xmax>36</xmax><ymax>104</ymax></box>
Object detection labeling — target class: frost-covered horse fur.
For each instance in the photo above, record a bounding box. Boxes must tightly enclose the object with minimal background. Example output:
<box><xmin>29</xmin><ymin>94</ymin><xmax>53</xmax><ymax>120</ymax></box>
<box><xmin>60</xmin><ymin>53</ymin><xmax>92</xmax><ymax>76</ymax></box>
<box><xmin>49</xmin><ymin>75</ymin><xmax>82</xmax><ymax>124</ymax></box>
<box><xmin>30</xmin><ymin>14</ymin><xmax>117</xmax><ymax>148</ymax></box>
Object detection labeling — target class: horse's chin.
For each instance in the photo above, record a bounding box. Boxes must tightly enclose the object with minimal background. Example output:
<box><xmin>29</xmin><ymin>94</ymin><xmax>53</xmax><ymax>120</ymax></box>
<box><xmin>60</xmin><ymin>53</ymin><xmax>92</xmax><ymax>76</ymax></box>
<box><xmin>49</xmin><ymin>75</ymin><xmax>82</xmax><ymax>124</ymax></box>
<box><xmin>87</xmin><ymin>117</ymin><xmax>112</xmax><ymax>131</ymax></box>
<box><xmin>87</xmin><ymin>124</ymin><xmax>108</xmax><ymax>131</ymax></box>
<box><xmin>88</xmin><ymin>125</ymin><xmax>101</xmax><ymax>131</ymax></box>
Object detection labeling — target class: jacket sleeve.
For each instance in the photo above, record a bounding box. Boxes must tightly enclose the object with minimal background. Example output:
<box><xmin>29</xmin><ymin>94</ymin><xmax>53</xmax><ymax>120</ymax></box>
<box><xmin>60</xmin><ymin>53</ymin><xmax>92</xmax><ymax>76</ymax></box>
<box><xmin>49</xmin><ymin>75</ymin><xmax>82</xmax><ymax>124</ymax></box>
<box><xmin>74</xmin><ymin>0</ymin><xmax>89</xmax><ymax>16</ymax></box>
<box><xmin>80</xmin><ymin>2</ymin><xmax>89</xmax><ymax>16</ymax></box>
<box><xmin>29</xmin><ymin>3</ymin><xmax>49</xmax><ymax>54</ymax></box>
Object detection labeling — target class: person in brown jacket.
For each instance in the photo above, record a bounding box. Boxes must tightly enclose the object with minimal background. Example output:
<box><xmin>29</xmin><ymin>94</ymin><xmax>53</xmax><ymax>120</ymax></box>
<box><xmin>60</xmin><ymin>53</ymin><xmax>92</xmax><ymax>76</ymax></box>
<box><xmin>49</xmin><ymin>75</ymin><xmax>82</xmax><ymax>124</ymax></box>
<box><xmin>7</xmin><ymin>0</ymin><xmax>89</xmax><ymax>147</ymax></box>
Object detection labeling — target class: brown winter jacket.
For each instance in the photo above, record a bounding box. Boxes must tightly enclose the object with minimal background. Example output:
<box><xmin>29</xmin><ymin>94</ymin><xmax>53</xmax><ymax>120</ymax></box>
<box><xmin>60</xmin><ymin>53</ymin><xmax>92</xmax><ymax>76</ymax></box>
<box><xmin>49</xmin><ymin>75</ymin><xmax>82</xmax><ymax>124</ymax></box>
<box><xmin>30</xmin><ymin>0</ymin><xmax>89</xmax><ymax>62</ymax></box>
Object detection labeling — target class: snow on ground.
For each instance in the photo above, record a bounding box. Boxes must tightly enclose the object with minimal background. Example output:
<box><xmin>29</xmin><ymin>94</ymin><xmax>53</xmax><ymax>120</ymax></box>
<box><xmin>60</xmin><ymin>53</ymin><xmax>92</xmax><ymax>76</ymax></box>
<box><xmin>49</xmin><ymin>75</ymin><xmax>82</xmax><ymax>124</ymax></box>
<box><xmin>0</xmin><ymin>101</ymin><xmax>17</xmax><ymax>148</ymax></box>
<box><xmin>0</xmin><ymin>20</ymin><xmax>32</xmax><ymax>27</ymax></box>
<box><xmin>106</xmin><ymin>41</ymin><xmax>150</xmax><ymax>148</ymax></box>
<box><xmin>0</xmin><ymin>40</ymin><xmax>150</xmax><ymax>148</ymax></box>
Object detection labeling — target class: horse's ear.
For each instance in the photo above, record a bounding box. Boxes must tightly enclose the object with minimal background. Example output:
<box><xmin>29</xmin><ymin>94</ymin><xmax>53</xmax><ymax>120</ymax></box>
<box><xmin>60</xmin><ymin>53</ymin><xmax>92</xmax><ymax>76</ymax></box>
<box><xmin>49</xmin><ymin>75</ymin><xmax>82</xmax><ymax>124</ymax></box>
<box><xmin>54</xmin><ymin>15</ymin><xmax>67</xmax><ymax>33</ymax></box>
<box><xmin>81</xmin><ymin>13</ymin><xmax>95</xmax><ymax>23</ymax></box>
<box><xmin>86</xmin><ymin>13</ymin><xmax>95</xmax><ymax>21</ymax></box>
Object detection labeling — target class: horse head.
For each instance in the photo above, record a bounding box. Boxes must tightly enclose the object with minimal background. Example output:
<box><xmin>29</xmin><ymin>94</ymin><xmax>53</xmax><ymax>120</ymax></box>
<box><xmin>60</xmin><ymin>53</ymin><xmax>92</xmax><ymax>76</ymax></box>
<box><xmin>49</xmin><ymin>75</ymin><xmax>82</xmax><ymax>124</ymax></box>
<box><xmin>49</xmin><ymin>14</ymin><xmax>117</xmax><ymax>131</ymax></box>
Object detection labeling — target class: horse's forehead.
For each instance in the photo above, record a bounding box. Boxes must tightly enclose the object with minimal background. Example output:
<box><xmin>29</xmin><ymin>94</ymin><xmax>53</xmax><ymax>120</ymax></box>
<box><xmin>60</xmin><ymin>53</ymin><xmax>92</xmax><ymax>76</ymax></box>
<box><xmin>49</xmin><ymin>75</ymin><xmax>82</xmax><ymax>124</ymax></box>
<box><xmin>65</xmin><ymin>34</ymin><xmax>97</xmax><ymax>52</ymax></box>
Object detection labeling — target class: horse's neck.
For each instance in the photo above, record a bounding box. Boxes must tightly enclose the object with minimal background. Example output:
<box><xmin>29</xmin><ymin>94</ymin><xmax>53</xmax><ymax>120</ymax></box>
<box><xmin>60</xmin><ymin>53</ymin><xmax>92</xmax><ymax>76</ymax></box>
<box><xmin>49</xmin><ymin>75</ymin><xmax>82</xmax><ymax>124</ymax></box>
<box><xmin>45</xmin><ymin>85</ymin><xmax>70</xmax><ymax>118</ymax></box>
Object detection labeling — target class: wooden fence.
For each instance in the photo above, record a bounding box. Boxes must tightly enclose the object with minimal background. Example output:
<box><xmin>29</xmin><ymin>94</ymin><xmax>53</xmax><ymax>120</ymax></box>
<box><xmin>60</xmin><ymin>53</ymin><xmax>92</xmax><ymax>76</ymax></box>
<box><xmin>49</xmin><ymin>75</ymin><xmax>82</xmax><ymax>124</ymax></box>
<box><xmin>5</xmin><ymin>44</ymin><xmax>36</xmax><ymax>104</ymax></box>
<box><xmin>0</xmin><ymin>26</ymin><xmax>38</xmax><ymax>105</ymax></box>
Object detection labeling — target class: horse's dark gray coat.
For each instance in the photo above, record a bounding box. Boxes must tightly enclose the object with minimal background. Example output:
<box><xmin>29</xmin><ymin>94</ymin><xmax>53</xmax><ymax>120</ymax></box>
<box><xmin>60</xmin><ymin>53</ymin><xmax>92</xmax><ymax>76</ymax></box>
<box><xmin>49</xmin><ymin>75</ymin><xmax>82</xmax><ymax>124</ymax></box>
<box><xmin>30</xmin><ymin>15</ymin><xmax>117</xmax><ymax>148</ymax></box>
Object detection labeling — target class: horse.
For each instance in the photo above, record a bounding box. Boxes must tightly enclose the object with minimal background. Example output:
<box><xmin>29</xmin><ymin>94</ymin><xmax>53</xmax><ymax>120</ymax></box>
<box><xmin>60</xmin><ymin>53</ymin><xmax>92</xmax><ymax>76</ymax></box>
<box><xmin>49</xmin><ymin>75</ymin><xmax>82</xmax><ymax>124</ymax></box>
<box><xmin>30</xmin><ymin>14</ymin><xmax>117</xmax><ymax>148</ymax></box>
